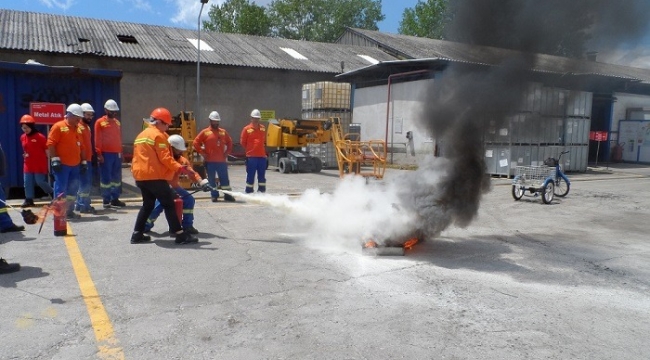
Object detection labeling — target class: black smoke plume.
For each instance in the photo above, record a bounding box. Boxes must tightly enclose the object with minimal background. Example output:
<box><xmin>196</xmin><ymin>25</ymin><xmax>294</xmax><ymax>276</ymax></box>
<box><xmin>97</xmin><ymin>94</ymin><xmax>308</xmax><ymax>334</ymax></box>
<box><xmin>403</xmin><ymin>0</ymin><xmax>650</xmax><ymax>240</ymax></box>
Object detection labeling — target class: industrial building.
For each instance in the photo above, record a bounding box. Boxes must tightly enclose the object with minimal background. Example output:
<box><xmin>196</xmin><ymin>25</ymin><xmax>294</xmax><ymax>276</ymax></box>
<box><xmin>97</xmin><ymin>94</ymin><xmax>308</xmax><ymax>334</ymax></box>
<box><xmin>337</xmin><ymin>28</ymin><xmax>650</xmax><ymax>171</ymax></box>
<box><xmin>0</xmin><ymin>9</ymin><xmax>395</xmax><ymax>188</ymax></box>
<box><xmin>2</xmin><ymin>9</ymin><xmax>650</xmax><ymax>191</ymax></box>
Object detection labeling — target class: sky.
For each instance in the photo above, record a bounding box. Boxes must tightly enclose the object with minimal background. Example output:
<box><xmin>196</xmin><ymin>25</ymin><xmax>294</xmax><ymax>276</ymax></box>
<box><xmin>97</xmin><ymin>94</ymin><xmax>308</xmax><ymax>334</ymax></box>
<box><xmin>1</xmin><ymin>0</ymin><xmax>420</xmax><ymax>34</ymax></box>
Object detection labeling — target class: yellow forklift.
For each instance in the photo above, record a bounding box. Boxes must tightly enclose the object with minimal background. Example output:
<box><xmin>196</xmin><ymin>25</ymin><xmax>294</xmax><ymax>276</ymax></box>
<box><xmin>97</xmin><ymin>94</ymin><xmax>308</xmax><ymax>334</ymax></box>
<box><xmin>266</xmin><ymin>118</ymin><xmax>332</xmax><ymax>173</ymax></box>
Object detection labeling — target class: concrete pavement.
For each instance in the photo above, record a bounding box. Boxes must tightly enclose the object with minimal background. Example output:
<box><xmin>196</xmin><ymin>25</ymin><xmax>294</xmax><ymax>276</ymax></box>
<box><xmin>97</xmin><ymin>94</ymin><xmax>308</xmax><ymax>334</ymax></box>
<box><xmin>1</xmin><ymin>162</ymin><xmax>649</xmax><ymax>359</ymax></box>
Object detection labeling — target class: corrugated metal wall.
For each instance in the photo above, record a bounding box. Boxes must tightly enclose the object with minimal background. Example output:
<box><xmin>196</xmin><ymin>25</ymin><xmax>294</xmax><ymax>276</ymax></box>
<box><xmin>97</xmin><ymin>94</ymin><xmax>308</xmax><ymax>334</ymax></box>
<box><xmin>484</xmin><ymin>83</ymin><xmax>592</xmax><ymax>176</ymax></box>
<box><xmin>0</xmin><ymin>61</ymin><xmax>121</xmax><ymax>189</ymax></box>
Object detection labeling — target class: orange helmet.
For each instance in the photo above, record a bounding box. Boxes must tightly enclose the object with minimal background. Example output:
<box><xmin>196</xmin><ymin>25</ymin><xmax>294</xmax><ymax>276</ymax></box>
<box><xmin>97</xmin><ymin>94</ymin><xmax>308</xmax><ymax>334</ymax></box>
<box><xmin>150</xmin><ymin>108</ymin><xmax>172</xmax><ymax>125</ymax></box>
<box><xmin>20</xmin><ymin>114</ymin><xmax>36</xmax><ymax>124</ymax></box>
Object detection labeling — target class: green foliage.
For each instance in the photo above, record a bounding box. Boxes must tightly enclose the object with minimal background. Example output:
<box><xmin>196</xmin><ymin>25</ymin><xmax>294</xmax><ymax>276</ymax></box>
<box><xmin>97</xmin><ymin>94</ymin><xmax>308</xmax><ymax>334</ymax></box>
<box><xmin>398</xmin><ymin>0</ymin><xmax>450</xmax><ymax>39</ymax></box>
<box><xmin>205</xmin><ymin>0</ymin><xmax>384</xmax><ymax>42</ymax></box>
<box><xmin>203</xmin><ymin>0</ymin><xmax>272</xmax><ymax>37</ymax></box>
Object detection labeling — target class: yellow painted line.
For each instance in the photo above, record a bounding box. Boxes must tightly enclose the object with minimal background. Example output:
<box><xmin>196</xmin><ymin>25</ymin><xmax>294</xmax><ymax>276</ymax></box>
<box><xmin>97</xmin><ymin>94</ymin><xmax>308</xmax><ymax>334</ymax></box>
<box><xmin>63</xmin><ymin>223</ymin><xmax>125</xmax><ymax>360</ymax></box>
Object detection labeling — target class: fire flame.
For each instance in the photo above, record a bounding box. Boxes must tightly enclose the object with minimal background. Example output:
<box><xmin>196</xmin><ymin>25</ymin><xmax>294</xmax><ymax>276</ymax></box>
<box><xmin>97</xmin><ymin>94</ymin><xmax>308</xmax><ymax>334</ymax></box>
<box><xmin>363</xmin><ymin>240</ymin><xmax>378</xmax><ymax>248</ymax></box>
<box><xmin>403</xmin><ymin>237</ymin><xmax>418</xmax><ymax>250</ymax></box>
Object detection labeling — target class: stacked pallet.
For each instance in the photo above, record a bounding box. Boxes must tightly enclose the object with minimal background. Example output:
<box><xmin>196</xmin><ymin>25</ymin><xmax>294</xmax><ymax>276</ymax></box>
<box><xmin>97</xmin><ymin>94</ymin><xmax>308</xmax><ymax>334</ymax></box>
<box><xmin>301</xmin><ymin>82</ymin><xmax>352</xmax><ymax>169</ymax></box>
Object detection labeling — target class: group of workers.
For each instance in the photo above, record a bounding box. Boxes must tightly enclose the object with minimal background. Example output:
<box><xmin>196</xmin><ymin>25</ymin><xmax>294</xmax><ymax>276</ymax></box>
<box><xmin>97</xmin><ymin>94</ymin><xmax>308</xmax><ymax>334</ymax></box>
<box><xmin>17</xmin><ymin>100</ymin><xmax>126</xmax><ymax>216</ymax></box>
<box><xmin>1</xmin><ymin>102</ymin><xmax>268</xmax><ymax>273</ymax></box>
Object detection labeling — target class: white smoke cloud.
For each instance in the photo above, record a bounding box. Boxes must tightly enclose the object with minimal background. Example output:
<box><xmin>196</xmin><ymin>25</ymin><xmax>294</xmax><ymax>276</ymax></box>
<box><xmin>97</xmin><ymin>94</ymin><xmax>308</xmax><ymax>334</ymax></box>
<box><xmin>227</xmin><ymin>168</ymin><xmax>447</xmax><ymax>254</ymax></box>
<box><xmin>38</xmin><ymin>0</ymin><xmax>75</xmax><ymax>11</ymax></box>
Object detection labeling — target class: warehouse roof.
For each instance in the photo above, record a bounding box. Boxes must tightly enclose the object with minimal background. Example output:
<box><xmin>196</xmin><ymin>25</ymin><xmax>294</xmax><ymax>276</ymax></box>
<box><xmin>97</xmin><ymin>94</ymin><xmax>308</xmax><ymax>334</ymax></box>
<box><xmin>340</xmin><ymin>28</ymin><xmax>650</xmax><ymax>84</ymax></box>
<box><xmin>0</xmin><ymin>9</ymin><xmax>396</xmax><ymax>73</ymax></box>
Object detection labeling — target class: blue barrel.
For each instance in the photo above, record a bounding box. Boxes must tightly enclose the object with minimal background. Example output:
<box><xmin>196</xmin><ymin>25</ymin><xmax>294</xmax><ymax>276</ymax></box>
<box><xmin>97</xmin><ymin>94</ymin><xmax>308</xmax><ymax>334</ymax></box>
<box><xmin>0</xmin><ymin>61</ymin><xmax>122</xmax><ymax>191</ymax></box>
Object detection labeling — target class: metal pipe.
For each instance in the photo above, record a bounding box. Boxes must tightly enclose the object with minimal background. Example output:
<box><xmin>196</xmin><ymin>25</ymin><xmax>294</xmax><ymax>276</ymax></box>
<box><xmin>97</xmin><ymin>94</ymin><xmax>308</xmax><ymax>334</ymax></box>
<box><xmin>384</xmin><ymin>70</ymin><xmax>431</xmax><ymax>163</ymax></box>
<box><xmin>197</xmin><ymin>0</ymin><xmax>208</xmax><ymax>122</ymax></box>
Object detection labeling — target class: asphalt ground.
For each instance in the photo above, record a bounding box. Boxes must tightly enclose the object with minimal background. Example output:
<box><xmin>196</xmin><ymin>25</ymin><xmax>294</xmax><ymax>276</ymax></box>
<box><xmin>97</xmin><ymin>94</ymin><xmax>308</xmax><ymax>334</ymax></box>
<box><xmin>1</xmin><ymin>163</ymin><xmax>649</xmax><ymax>359</ymax></box>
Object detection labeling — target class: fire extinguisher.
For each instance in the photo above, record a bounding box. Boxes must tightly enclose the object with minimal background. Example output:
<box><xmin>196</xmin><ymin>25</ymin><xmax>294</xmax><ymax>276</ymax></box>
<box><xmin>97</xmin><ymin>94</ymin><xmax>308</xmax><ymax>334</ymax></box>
<box><xmin>612</xmin><ymin>142</ymin><xmax>624</xmax><ymax>162</ymax></box>
<box><xmin>174</xmin><ymin>196</ymin><xmax>183</xmax><ymax>223</ymax></box>
<box><xmin>52</xmin><ymin>195</ymin><xmax>68</xmax><ymax>237</ymax></box>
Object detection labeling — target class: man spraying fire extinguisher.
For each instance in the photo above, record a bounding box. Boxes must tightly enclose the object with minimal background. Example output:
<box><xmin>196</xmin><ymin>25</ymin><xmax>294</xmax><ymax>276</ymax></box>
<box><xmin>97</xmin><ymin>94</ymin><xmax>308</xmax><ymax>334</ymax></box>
<box><xmin>144</xmin><ymin>134</ymin><xmax>211</xmax><ymax>235</ymax></box>
<box><xmin>131</xmin><ymin>108</ymin><xmax>200</xmax><ymax>245</ymax></box>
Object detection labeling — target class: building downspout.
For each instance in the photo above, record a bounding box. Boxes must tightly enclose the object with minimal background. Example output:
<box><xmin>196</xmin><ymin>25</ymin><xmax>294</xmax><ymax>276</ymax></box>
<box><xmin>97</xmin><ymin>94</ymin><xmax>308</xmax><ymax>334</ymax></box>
<box><xmin>385</xmin><ymin>70</ymin><xmax>431</xmax><ymax>163</ymax></box>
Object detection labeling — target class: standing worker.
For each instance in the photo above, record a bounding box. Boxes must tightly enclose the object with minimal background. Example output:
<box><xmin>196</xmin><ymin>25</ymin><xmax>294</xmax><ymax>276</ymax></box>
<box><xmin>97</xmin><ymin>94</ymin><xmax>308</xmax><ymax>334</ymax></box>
<box><xmin>75</xmin><ymin>103</ymin><xmax>96</xmax><ymax>214</ymax></box>
<box><xmin>130</xmin><ymin>107</ymin><xmax>198</xmax><ymax>245</ymax></box>
<box><xmin>240</xmin><ymin>109</ymin><xmax>267</xmax><ymax>193</ymax></box>
<box><xmin>46</xmin><ymin>103</ymin><xmax>87</xmax><ymax>219</ymax></box>
<box><xmin>95</xmin><ymin>99</ymin><xmax>125</xmax><ymax>209</ymax></box>
<box><xmin>193</xmin><ymin>110</ymin><xmax>235</xmax><ymax>202</ymax></box>
<box><xmin>145</xmin><ymin>135</ymin><xmax>210</xmax><ymax>234</ymax></box>
<box><xmin>19</xmin><ymin>114</ymin><xmax>53</xmax><ymax>207</ymax></box>
<box><xmin>1</xmin><ymin>141</ymin><xmax>23</xmax><ymax>274</ymax></box>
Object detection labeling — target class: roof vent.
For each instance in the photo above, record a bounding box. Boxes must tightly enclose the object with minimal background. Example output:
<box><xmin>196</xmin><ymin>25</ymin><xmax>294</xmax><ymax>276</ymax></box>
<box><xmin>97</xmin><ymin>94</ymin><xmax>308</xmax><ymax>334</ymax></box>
<box><xmin>78</xmin><ymin>37</ymin><xmax>90</xmax><ymax>43</ymax></box>
<box><xmin>280</xmin><ymin>47</ymin><xmax>308</xmax><ymax>60</ymax></box>
<box><xmin>117</xmin><ymin>35</ymin><xmax>138</xmax><ymax>44</ymax></box>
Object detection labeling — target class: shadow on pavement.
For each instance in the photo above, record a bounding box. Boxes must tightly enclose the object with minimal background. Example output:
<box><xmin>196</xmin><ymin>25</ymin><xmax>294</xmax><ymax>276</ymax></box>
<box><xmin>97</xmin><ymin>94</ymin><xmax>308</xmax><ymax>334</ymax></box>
<box><xmin>153</xmin><ymin>239</ymin><xmax>217</xmax><ymax>251</ymax></box>
<box><xmin>0</xmin><ymin>266</ymin><xmax>50</xmax><ymax>288</ymax></box>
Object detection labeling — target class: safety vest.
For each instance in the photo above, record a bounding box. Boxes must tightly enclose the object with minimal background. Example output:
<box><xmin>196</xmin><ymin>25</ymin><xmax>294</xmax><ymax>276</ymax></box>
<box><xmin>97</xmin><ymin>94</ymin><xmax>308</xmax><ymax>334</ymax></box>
<box><xmin>46</xmin><ymin>119</ymin><xmax>83</xmax><ymax>166</ymax></box>
<box><xmin>240</xmin><ymin>123</ymin><xmax>266</xmax><ymax>157</ymax></box>
<box><xmin>193</xmin><ymin>126</ymin><xmax>232</xmax><ymax>162</ymax></box>
<box><xmin>131</xmin><ymin>126</ymin><xmax>181</xmax><ymax>181</ymax></box>
<box><xmin>94</xmin><ymin>115</ymin><xmax>122</xmax><ymax>155</ymax></box>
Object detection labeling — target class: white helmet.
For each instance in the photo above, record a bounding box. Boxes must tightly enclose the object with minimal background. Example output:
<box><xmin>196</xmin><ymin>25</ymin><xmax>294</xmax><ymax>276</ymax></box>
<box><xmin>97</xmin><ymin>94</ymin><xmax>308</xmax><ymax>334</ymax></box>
<box><xmin>250</xmin><ymin>109</ymin><xmax>261</xmax><ymax>118</ymax></box>
<box><xmin>80</xmin><ymin>103</ymin><xmax>94</xmax><ymax>113</ymax></box>
<box><xmin>168</xmin><ymin>134</ymin><xmax>187</xmax><ymax>151</ymax></box>
<box><xmin>66</xmin><ymin>103</ymin><xmax>83</xmax><ymax>117</ymax></box>
<box><xmin>104</xmin><ymin>99</ymin><xmax>119</xmax><ymax>111</ymax></box>
<box><xmin>208</xmin><ymin>111</ymin><xmax>221</xmax><ymax>121</ymax></box>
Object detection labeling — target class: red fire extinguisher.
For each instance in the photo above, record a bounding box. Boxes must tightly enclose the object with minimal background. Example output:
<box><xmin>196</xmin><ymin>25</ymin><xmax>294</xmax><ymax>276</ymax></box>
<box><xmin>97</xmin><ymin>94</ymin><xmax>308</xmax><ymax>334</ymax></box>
<box><xmin>174</xmin><ymin>196</ymin><xmax>183</xmax><ymax>223</ymax></box>
<box><xmin>612</xmin><ymin>142</ymin><xmax>624</xmax><ymax>162</ymax></box>
<box><xmin>52</xmin><ymin>195</ymin><xmax>68</xmax><ymax>237</ymax></box>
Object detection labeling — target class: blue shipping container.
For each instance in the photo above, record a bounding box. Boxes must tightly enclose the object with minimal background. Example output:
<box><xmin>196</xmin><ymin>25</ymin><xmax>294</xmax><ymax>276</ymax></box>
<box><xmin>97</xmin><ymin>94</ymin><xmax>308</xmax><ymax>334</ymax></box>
<box><xmin>0</xmin><ymin>61</ymin><xmax>121</xmax><ymax>190</ymax></box>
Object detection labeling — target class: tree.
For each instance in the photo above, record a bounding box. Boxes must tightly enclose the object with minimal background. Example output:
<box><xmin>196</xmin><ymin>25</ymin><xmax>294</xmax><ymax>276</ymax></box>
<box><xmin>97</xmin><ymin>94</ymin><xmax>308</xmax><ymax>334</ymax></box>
<box><xmin>268</xmin><ymin>0</ymin><xmax>385</xmax><ymax>42</ymax></box>
<box><xmin>398</xmin><ymin>0</ymin><xmax>450</xmax><ymax>39</ymax></box>
<box><xmin>203</xmin><ymin>0</ymin><xmax>272</xmax><ymax>37</ymax></box>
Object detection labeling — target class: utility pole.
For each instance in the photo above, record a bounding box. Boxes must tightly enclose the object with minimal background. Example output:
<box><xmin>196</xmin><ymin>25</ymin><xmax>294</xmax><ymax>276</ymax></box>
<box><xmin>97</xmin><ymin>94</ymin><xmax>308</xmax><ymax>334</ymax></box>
<box><xmin>197</xmin><ymin>0</ymin><xmax>209</xmax><ymax>122</ymax></box>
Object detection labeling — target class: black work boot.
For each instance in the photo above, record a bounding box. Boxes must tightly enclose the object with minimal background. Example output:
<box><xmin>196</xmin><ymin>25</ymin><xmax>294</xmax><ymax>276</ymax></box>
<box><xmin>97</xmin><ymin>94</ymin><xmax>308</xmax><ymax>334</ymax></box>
<box><xmin>0</xmin><ymin>258</ymin><xmax>20</xmax><ymax>274</ymax></box>
<box><xmin>130</xmin><ymin>231</ymin><xmax>152</xmax><ymax>244</ymax></box>
<box><xmin>1</xmin><ymin>224</ymin><xmax>25</xmax><ymax>233</ymax></box>
<box><xmin>110</xmin><ymin>199</ymin><xmax>126</xmax><ymax>207</ymax></box>
<box><xmin>184</xmin><ymin>226</ymin><xmax>199</xmax><ymax>235</ymax></box>
<box><xmin>224</xmin><ymin>194</ymin><xmax>236</xmax><ymax>202</ymax></box>
<box><xmin>175</xmin><ymin>231</ymin><xmax>198</xmax><ymax>244</ymax></box>
<box><xmin>21</xmin><ymin>199</ymin><xmax>35</xmax><ymax>208</ymax></box>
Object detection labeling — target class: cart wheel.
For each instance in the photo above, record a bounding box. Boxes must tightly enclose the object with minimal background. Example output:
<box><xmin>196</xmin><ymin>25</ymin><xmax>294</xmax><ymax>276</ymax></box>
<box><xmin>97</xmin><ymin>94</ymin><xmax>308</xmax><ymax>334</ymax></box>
<box><xmin>312</xmin><ymin>158</ymin><xmax>322</xmax><ymax>173</ymax></box>
<box><xmin>512</xmin><ymin>185</ymin><xmax>524</xmax><ymax>200</ymax></box>
<box><xmin>554</xmin><ymin>177</ymin><xmax>570</xmax><ymax>197</ymax></box>
<box><xmin>542</xmin><ymin>182</ymin><xmax>555</xmax><ymax>204</ymax></box>
<box><xmin>279</xmin><ymin>158</ymin><xmax>290</xmax><ymax>174</ymax></box>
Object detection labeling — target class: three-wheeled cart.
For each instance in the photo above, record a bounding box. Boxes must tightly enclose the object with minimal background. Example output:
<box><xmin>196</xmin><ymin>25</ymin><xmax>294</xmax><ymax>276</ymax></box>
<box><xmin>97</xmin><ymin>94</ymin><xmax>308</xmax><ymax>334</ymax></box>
<box><xmin>511</xmin><ymin>166</ymin><xmax>556</xmax><ymax>204</ymax></box>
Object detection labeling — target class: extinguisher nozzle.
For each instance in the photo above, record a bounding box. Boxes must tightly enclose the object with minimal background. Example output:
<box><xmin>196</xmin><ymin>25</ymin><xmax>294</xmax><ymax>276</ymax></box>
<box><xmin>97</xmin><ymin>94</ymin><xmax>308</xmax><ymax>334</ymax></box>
<box><xmin>21</xmin><ymin>209</ymin><xmax>39</xmax><ymax>225</ymax></box>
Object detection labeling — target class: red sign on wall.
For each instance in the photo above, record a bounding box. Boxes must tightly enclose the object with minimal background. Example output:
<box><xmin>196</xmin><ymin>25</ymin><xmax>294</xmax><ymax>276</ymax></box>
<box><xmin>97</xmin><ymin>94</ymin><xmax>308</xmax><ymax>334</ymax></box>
<box><xmin>589</xmin><ymin>131</ymin><xmax>608</xmax><ymax>142</ymax></box>
<box><xmin>29</xmin><ymin>102</ymin><xmax>66</xmax><ymax>125</ymax></box>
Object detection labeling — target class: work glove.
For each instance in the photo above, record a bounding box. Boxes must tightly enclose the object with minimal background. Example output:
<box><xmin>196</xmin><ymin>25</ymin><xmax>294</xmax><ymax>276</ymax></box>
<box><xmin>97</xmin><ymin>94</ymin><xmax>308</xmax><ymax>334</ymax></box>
<box><xmin>80</xmin><ymin>160</ymin><xmax>88</xmax><ymax>174</ymax></box>
<box><xmin>51</xmin><ymin>157</ymin><xmax>62</xmax><ymax>173</ymax></box>
<box><xmin>180</xmin><ymin>166</ymin><xmax>199</xmax><ymax>180</ymax></box>
<box><xmin>97</xmin><ymin>154</ymin><xmax>104</xmax><ymax>164</ymax></box>
<box><xmin>199</xmin><ymin>179</ymin><xmax>212</xmax><ymax>192</ymax></box>
<box><xmin>170</xmin><ymin>187</ymin><xmax>179</xmax><ymax>199</ymax></box>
